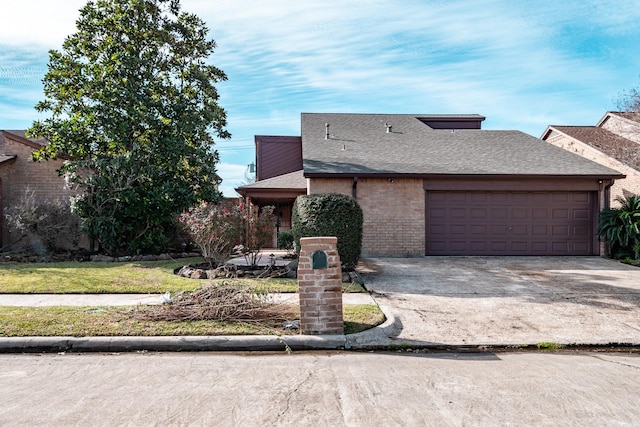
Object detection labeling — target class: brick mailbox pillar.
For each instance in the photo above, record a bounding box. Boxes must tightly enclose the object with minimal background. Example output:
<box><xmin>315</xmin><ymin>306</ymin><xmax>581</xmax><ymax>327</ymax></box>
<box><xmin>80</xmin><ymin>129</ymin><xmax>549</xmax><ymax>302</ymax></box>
<box><xmin>297</xmin><ymin>237</ymin><xmax>344</xmax><ymax>335</ymax></box>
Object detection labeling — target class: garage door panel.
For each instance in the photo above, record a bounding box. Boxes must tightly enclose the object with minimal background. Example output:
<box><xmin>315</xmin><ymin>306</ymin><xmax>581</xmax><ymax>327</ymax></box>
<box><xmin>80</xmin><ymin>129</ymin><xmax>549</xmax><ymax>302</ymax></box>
<box><xmin>552</xmin><ymin>225</ymin><xmax>569</xmax><ymax>236</ymax></box>
<box><xmin>426</xmin><ymin>191</ymin><xmax>595</xmax><ymax>255</ymax></box>
<box><xmin>511</xmin><ymin>208</ymin><xmax>528</xmax><ymax>219</ymax></box>
<box><xmin>531</xmin><ymin>225</ymin><xmax>548</xmax><ymax>235</ymax></box>
<box><xmin>470</xmin><ymin>208</ymin><xmax>487</xmax><ymax>219</ymax></box>
<box><xmin>470</xmin><ymin>225</ymin><xmax>487</xmax><ymax>234</ymax></box>
<box><xmin>552</xmin><ymin>209</ymin><xmax>569</xmax><ymax>219</ymax></box>
<box><xmin>429</xmin><ymin>208</ymin><xmax>447</xmax><ymax>218</ymax></box>
<box><xmin>532</xmin><ymin>209</ymin><xmax>548</xmax><ymax>219</ymax></box>
<box><xmin>574</xmin><ymin>209</ymin><xmax>589</xmax><ymax>219</ymax></box>
<box><xmin>510</xmin><ymin>241</ymin><xmax>528</xmax><ymax>251</ymax></box>
<box><xmin>511</xmin><ymin>225</ymin><xmax>528</xmax><ymax>235</ymax></box>
<box><xmin>470</xmin><ymin>241</ymin><xmax>487</xmax><ymax>251</ymax></box>
<box><xmin>531</xmin><ymin>242</ymin><xmax>549</xmax><ymax>252</ymax></box>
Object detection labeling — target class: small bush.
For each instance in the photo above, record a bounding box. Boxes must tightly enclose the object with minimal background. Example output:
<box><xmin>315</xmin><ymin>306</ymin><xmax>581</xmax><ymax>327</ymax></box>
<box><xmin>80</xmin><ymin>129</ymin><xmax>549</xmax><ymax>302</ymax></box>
<box><xmin>179</xmin><ymin>202</ymin><xmax>275</xmax><ymax>268</ymax></box>
<box><xmin>3</xmin><ymin>188</ymin><xmax>81</xmax><ymax>254</ymax></box>
<box><xmin>292</xmin><ymin>193</ymin><xmax>363</xmax><ymax>271</ymax></box>
<box><xmin>598</xmin><ymin>194</ymin><xmax>640</xmax><ymax>260</ymax></box>
<box><xmin>277</xmin><ymin>230</ymin><xmax>295</xmax><ymax>254</ymax></box>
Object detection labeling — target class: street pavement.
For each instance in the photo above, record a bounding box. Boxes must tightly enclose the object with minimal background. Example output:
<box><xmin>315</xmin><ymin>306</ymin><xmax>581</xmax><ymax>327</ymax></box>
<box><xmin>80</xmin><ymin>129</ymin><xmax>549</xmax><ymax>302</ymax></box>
<box><xmin>1</xmin><ymin>351</ymin><xmax>639</xmax><ymax>426</ymax></box>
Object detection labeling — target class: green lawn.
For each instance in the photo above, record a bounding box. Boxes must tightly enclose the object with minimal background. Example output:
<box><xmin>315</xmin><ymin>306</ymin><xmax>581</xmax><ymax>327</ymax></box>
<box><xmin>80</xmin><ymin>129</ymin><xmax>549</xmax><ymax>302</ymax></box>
<box><xmin>0</xmin><ymin>258</ymin><xmax>366</xmax><ymax>294</ymax></box>
<box><xmin>0</xmin><ymin>304</ymin><xmax>384</xmax><ymax>336</ymax></box>
<box><xmin>0</xmin><ymin>258</ymin><xmax>204</xmax><ymax>294</ymax></box>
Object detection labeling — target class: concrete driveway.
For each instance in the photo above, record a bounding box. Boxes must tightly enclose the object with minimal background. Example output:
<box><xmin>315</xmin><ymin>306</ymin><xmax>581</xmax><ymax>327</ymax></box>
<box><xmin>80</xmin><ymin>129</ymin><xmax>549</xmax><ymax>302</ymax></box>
<box><xmin>356</xmin><ymin>257</ymin><xmax>640</xmax><ymax>347</ymax></box>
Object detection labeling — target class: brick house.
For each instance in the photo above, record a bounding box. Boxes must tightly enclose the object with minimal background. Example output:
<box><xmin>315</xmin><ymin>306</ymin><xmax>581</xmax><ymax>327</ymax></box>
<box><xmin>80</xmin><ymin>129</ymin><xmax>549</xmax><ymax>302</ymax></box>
<box><xmin>238</xmin><ymin>113</ymin><xmax>624</xmax><ymax>256</ymax></box>
<box><xmin>541</xmin><ymin>112</ymin><xmax>640</xmax><ymax>206</ymax></box>
<box><xmin>0</xmin><ymin>130</ymin><xmax>73</xmax><ymax>248</ymax></box>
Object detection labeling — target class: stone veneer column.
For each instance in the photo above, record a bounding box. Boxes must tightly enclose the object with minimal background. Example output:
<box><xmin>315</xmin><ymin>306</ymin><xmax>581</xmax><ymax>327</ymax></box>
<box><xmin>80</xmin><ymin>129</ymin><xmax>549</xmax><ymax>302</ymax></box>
<box><xmin>297</xmin><ymin>237</ymin><xmax>344</xmax><ymax>335</ymax></box>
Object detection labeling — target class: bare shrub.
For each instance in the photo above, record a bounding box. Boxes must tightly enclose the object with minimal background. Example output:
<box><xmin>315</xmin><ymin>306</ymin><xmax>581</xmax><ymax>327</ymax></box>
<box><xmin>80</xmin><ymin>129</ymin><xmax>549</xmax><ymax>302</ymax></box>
<box><xmin>3</xmin><ymin>188</ymin><xmax>81</xmax><ymax>254</ymax></box>
<box><xmin>131</xmin><ymin>283</ymin><xmax>295</xmax><ymax>324</ymax></box>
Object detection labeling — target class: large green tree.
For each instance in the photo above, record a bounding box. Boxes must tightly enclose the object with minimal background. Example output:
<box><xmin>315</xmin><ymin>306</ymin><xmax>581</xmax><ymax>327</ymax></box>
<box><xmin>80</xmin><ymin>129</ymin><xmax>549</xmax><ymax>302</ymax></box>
<box><xmin>29</xmin><ymin>0</ymin><xmax>229</xmax><ymax>254</ymax></box>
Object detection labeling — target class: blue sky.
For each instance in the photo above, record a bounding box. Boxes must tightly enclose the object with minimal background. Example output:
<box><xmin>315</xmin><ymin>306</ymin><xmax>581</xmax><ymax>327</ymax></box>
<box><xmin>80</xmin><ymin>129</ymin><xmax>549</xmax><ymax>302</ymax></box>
<box><xmin>1</xmin><ymin>0</ymin><xmax>640</xmax><ymax>196</ymax></box>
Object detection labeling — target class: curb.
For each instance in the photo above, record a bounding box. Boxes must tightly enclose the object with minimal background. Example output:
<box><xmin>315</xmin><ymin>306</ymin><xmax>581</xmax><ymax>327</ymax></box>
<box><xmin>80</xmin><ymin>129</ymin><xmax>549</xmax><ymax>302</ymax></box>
<box><xmin>0</xmin><ymin>335</ymin><xmax>348</xmax><ymax>353</ymax></box>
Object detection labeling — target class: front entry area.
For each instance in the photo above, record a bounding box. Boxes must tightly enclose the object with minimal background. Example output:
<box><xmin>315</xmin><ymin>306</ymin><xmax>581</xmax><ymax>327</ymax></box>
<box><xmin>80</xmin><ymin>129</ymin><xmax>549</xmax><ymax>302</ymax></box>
<box><xmin>426</xmin><ymin>191</ymin><xmax>597</xmax><ymax>256</ymax></box>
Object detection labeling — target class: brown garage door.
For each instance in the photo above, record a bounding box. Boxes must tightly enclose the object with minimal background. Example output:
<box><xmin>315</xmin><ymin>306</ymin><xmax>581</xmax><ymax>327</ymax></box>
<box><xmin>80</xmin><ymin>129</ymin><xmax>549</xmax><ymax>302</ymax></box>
<box><xmin>426</xmin><ymin>191</ymin><xmax>596</xmax><ymax>255</ymax></box>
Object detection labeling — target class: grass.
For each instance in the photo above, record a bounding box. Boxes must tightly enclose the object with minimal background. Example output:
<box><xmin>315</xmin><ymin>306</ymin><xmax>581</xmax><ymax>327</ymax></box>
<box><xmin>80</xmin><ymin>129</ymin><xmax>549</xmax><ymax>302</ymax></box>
<box><xmin>0</xmin><ymin>304</ymin><xmax>385</xmax><ymax>337</ymax></box>
<box><xmin>0</xmin><ymin>258</ymin><xmax>367</xmax><ymax>294</ymax></box>
<box><xmin>0</xmin><ymin>258</ymin><xmax>205</xmax><ymax>294</ymax></box>
<box><xmin>536</xmin><ymin>342</ymin><xmax>565</xmax><ymax>351</ymax></box>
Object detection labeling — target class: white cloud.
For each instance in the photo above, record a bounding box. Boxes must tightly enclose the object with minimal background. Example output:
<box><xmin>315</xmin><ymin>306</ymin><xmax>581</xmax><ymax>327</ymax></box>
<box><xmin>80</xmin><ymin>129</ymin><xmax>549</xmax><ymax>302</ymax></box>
<box><xmin>0</xmin><ymin>1</ymin><xmax>86</xmax><ymax>48</ymax></box>
<box><xmin>216</xmin><ymin>162</ymin><xmax>250</xmax><ymax>197</ymax></box>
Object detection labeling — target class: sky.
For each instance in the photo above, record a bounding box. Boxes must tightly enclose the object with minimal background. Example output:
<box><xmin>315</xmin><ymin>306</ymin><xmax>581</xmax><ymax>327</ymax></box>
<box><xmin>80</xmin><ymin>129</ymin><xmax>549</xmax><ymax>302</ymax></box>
<box><xmin>1</xmin><ymin>0</ymin><xmax>640</xmax><ymax>197</ymax></box>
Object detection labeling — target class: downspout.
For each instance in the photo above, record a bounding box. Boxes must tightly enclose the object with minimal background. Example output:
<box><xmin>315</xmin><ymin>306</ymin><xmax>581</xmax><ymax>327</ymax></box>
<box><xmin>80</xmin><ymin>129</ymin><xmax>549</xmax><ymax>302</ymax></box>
<box><xmin>601</xmin><ymin>179</ymin><xmax>616</xmax><ymax>257</ymax></box>
<box><xmin>604</xmin><ymin>179</ymin><xmax>614</xmax><ymax>210</ymax></box>
<box><xmin>352</xmin><ymin>176</ymin><xmax>358</xmax><ymax>199</ymax></box>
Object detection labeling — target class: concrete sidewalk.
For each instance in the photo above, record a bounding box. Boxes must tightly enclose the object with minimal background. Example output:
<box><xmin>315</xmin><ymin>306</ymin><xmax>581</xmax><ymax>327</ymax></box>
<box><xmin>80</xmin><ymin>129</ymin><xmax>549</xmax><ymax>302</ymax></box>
<box><xmin>0</xmin><ymin>292</ymin><xmax>376</xmax><ymax>307</ymax></box>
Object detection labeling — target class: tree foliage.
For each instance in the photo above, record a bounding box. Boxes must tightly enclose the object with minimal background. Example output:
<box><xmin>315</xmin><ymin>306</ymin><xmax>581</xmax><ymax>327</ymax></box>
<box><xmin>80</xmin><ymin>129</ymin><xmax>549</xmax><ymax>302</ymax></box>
<box><xmin>598</xmin><ymin>194</ymin><xmax>640</xmax><ymax>260</ymax></box>
<box><xmin>28</xmin><ymin>0</ymin><xmax>229</xmax><ymax>254</ymax></box>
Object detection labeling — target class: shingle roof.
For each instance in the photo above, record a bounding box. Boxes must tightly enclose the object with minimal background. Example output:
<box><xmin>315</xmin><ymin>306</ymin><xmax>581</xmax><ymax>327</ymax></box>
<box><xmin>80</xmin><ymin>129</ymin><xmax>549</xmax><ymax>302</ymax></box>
<box><xmin>1</xmin><ymin>130</ymin><xmax>48</xmax><ymax>147</ymax></box>
<box><xmin>236</xmin><ymin>170</ymin><xmax>306</xmax><ymax>191</ymax></box>
<box><xmin>550</xmin><ymin>126</ymin><xmax>640</xmax><ymax>171</ymax></box>
<box><xmin>301</xmin><ymin>113</ymin><xmax>622</xmax><ymax>177</ymax></box>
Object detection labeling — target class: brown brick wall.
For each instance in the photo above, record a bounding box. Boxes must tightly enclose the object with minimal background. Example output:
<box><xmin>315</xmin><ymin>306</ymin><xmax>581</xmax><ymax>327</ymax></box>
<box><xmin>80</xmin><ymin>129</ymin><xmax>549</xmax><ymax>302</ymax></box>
<box><xmin>308</xmin><ymin>177</ymin><xmax>425</xmax><ymax>256</ymax></box>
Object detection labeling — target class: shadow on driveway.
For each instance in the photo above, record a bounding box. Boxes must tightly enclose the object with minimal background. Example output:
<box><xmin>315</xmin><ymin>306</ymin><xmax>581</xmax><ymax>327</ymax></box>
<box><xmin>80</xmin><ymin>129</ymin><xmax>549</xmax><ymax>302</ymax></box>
<box><xmin>356</xmin><ymin>257</ymin><xmax>640</xmax><ymax>346</ymax></box>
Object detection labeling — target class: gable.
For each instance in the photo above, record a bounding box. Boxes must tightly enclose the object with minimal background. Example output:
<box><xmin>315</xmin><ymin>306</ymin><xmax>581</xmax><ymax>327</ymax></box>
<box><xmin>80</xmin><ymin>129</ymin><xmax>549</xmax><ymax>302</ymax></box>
<box><xmin>255</xmin><ymin>135</ymin><xmax>302</xmax><ymax>181</ymax></box>
<box><xmin>548</xmin><ymin>126</ymin><xmax>640</xmax><ymax>172</ymax></box>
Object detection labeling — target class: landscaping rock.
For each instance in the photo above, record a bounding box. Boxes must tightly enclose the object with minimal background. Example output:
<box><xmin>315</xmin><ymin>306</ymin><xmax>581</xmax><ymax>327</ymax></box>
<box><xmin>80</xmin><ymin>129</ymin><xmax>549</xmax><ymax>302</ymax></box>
<box><xmin>191</xmin><ymin>269</ymin><xmax>207</xmax><ymax>279</ymax></box>
<box><xmin>349</xmin><ymin>271</ymin><xmax>365</xmax><ymax>285</ymax></box>
<box><xmin>91</xmin><ymin>254</ymin><xmax>115</xmax><ymax>262</ymax></box>
<box><xmin>285</xmin><ymin>259</ymin><xmax>298</xmax><ymax>279</ymax></box>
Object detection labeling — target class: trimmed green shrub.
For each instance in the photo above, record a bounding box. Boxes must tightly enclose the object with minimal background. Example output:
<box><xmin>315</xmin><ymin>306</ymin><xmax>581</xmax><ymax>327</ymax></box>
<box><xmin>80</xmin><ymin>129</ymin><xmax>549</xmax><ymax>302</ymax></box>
<box><xmin>292</xmin><ymin>193</ymin><xmax>363</xmax><ymax>271</ymax></box>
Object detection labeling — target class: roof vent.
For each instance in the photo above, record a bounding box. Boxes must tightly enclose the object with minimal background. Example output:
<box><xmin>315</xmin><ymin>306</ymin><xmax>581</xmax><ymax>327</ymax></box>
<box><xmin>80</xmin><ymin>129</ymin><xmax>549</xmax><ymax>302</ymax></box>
<box><xmin>385</xmin><ymin>123</ymin><xmax>392</xmax><ymax>133</ymax></box>
<box><xmin>325</xmin><ymin>123</ymin><xmax>330</xmax><ymax>140</ymax></box>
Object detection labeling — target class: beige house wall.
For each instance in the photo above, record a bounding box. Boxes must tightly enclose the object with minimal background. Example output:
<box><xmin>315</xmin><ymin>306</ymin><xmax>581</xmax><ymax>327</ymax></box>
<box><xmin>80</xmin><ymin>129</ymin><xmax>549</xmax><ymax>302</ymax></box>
<box><xmin>544</xmin><ymin>133</ymin><xmax>640</xmax><ymax>207</ymax></box>
<box><xmin>0</xmin><ymin>136</ymin><xmax>71</xmax><ymax>246</ymax></box>
<box><xmin>308</xmin><ymin>177</ymin><xmax>425</xmax><ymax>256</ymax></box>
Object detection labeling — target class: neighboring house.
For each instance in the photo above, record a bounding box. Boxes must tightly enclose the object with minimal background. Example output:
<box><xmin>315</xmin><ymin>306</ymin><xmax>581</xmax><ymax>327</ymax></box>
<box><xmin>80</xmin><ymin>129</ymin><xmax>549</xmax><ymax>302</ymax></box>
<box><xmin>541</xmin><ymin>112</ymin><xmax>640</xmax><ymax>205</ymax></box>
<box><xmin>238</xmin><ymin>113</ymin><xmax>624</xmax><ymax>257</ymax></box>
<box><xmin>0</xmin><ymin>130</ymin><xmax>71</xmax><ymax>248</ymax></box>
